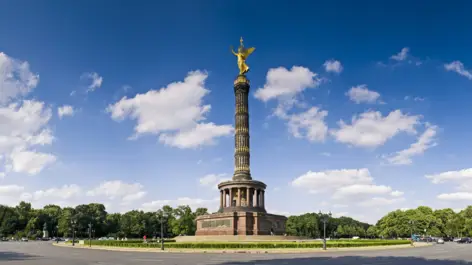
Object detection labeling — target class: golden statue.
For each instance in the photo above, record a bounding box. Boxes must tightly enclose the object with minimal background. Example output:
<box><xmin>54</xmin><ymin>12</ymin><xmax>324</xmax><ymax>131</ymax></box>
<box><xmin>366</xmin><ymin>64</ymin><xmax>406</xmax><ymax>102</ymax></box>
<box><xmin>231</xmin><ymin>37</ymin><xmax>255</xmax><ymax>75</ymax></box>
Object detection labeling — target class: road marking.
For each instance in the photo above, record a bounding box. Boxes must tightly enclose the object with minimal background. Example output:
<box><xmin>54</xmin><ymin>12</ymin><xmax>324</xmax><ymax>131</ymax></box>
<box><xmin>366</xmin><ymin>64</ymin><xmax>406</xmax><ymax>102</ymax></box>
<box><xmin>131</xmin><ymin>258</ymin><xmax>163</xmax><ymax>262</ymax></box>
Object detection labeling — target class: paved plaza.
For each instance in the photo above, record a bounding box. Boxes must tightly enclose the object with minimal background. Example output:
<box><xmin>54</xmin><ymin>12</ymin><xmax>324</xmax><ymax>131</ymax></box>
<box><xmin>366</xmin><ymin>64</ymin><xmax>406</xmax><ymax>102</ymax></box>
<box><xmin>1</xmin><ymin>242</ymin><xmax>472</xmax><ymax>265</ymax></box>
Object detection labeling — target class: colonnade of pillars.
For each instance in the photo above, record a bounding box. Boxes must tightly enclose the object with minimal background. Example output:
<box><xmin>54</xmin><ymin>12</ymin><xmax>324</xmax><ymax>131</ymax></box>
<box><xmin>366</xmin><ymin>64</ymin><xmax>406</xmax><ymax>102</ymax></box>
<box><xmin>220</xmin><ymin>187</ymin><xmax>264</xmax><ymax>208</ymax></box>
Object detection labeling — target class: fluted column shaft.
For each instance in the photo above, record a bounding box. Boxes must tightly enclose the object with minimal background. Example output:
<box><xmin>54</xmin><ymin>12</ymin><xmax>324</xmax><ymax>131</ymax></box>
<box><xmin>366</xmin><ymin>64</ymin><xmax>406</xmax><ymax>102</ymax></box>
<box><xmin>233</xmin><ymin>76</ymin><xmax>251</xmax><ymax>181</ymax></box>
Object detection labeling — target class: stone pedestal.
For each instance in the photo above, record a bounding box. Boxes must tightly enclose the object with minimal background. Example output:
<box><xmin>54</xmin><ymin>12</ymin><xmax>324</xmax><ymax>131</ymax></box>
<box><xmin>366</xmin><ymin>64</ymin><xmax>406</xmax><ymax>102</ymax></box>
<box><xmin>195</xmin><ymin>211</ymin><xmax>287</xmax><ymax>236</ymax></box>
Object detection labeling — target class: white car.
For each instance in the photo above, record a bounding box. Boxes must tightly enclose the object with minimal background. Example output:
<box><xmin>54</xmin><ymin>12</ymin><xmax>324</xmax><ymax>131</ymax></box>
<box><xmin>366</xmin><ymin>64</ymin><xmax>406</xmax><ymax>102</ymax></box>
<box><xmin>437</xmin><ymin>238</ymin><xmax>445</xmax><ymax>244</ymax></box>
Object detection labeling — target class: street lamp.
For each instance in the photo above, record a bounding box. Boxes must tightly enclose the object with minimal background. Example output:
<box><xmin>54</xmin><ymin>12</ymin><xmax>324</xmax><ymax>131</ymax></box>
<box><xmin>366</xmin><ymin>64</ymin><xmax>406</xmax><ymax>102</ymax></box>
<box><xmin>158</xmin><ymin>211</ymin><xmax>168</xmax><ymax>250</ymax></box>
<box><xmin>88</xmin><ymin>222</ymin><xmax>93</xmax><ymax>247</ymax></box>
<box><xmin>408</xmin><ymin>220</ymin><xmax>415</xmax><ymax>241</ymax></box>
<box><xmin>319</xmin><ymin>211</ymin><xmax>332</xmax><ymax>250</ymax></box>
<box><xmin>70</xmin><ymin>220</ymin><xmax>77</xmax><ymax>246</ymax></box>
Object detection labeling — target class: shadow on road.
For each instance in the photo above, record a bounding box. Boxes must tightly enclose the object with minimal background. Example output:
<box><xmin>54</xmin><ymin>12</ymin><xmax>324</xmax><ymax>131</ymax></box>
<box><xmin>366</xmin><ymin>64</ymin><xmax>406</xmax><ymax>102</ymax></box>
<box><xmin>219</xmin><ymin>256</ymin><xmax>472</xmax><ymax>265</ymax></box>
<box><xmin>0</xmin><ymin>251</ymin><xmax>39</xmax><ymax>261</ymax></box>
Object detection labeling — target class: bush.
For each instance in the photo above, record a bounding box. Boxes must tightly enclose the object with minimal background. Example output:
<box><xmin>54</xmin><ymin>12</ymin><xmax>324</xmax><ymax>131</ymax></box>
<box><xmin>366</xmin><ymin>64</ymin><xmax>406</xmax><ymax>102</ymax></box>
<box><xmin>88</xmin><ymin>240</ymin><xmax>410</xmax><ymax>249</ymax></box>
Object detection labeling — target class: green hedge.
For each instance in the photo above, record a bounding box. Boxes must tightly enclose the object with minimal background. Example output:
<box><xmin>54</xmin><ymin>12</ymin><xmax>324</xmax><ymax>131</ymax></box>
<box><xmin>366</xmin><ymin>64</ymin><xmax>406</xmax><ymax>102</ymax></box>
<box><xmin>89</xmin><ymin>240</ymin><xmax>410</xmax><ymax>249</ymax></box>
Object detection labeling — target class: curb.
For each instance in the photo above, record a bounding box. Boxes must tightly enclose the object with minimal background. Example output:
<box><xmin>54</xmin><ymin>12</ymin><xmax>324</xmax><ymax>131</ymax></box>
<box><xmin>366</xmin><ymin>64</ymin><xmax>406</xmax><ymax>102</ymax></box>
<box><xmin>52</xmin><ymin>243</ymin><xmax>430</xmax><ymax>254</ymax></box>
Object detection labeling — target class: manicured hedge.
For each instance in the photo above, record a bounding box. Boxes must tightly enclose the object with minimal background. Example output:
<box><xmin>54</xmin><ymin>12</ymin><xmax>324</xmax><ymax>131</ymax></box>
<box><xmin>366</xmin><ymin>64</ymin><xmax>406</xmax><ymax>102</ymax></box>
<box><xmin>88</xmin><ymin>240</ymin><xmax>410</xmax><ymax>249</ymax></box>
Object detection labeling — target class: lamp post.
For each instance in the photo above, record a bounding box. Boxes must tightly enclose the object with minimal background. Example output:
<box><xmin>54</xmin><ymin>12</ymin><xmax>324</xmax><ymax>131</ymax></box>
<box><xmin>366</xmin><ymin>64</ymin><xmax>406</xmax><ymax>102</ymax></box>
<box><xmin>88</xmin><ymin>222</ymin><xmax>92</xmax><ymax>247</ymax></box>
<box><xmin>408</xmin><ymin>220</ymin><xmax>414</xmax><ymax>241</ymax></box>
<box><xmin>319</xmin><ymin>211</ymin><xmax>332</xmax><ymax>250</ymax></box>
<box><xmin>70</xmin><ymin>220</ymin><xmax>77</xmax><ymax>246</ymax></box>
<box><xmin>158</xmin><ymin>211</ymin><xmax>168</xmax><ymax>250</ymax></box>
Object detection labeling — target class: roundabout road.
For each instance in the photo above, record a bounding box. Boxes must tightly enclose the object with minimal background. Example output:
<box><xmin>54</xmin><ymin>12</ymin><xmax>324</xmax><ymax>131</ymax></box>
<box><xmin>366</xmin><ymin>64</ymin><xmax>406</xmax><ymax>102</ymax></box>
<box><xmin>1</xmin><ymin>241</ymin><xmax>472</xmax><ymax>265</ymax></box>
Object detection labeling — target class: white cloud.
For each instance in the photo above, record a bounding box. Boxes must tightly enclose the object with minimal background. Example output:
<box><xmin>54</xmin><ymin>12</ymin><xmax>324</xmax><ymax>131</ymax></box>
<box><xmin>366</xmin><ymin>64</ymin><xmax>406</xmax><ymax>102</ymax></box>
<box><xmin>286</xmin><ymin>107</ymin><xmax>328</xmax><ymax>142</ymax></box>
<box><xmin>346</xmin><ymin>85</ymin><xmax>380</xmax><ymax>104</ymax></box>
<box><xmin>292</xmin><ymin>168</ymin><xmax>404</xmax><ymax>208</ymax></box>
<box><xmin>426</xmin><ymin>168</ymin><xmax>472</xmax><ymax>201</ymax></box>
<box><xmin>158</xmin><ymin>123</ymin><xmax>233</xmax><ymax>149</ymax></box>
<box><xmin>444</xmin><ymin>61</ymin><xmax>472</xmax><ymax>80</ymax></box>
<box><xmin>141</xmin><ymin>197</ymin><xmax>219</xmax><ymax>212</ymax></box>
<box><xmin>386</xmin><ymin>124</ymin><xmax>438</xmax><ymax>165</ymax></box>
<box><xmin>358</xmin><ymin>197</ymin><xmax>406</xmax><ymax>207</ymax></box>
<box><xmin>323</xmin><ymin>60</ymin><xmax>343</xmax><ymax>74</ymax></box>
<box><xmin>33</xmin><ymin>184</ymin><xmax>82</xmax><ymax>200</ymax></box>
<box><xmin>331</xmin><ymin>110</ymin><xmax>420</xmax><ymax>148</ymax></box>
<box><xmin>426</xmin><ymin>168</ymin><xmax>472</xmax><ymax>185</ymax></box>
<box><xmin>0</xmin><ymin>100</ymin><xmax>56</xmax><ymax>175</ymax></box>
<box><xmin>87</xmin><ymin>180</ymin><xmax>147</xmax><ymax>202</ymax></box>
<box><xmin>390</xmin><ymin>48</ymin><xmax>409</xmax><ymax>61</ymax></box>
<box><xmin>333</xmin><ymin>184</ymin><xmax>393</xmax><ymax>199</ymax></box>
<box><xmin>391</xmin><ymin>190</ymin><xmax>404</xmax><ymax>197</ymax></box>
<box><xmin>107</xmin><ymin>71</ymin><xmax>233</xmax><ymax>149</ymax></box>
<box><xmin>254</xmin><ymin>66</ymin><xmax>320</xmax><ymax>102</ymax></box>
<box><xmin>9</xmin><ymin>150</ymin><xmax>56</xmax><ymax>175</ymax></box>
<box><xmin>0</xmin><ymin>184</ymin><xmax>25</xmax><ymax>195</ymax></box>
<box><xmin>437</xmin><ymin>192</ymin><xmax>472</xmax><ymax>201</ymax></box>
<box><xmin>199</xmin><ymin>173</ymin><xmax>229</xmax><ymax>188</ymax></box>
<box><xmin>57</xmin><ymin>105</ymin><xmax>75</xmax><ymax>119</ymax></box>
<box><xmin>0</xmin><ymin>52</ymin><xmax>39</xmax><ymax>104</ymax></box>
<box><xmin>254</xmin><ymin>66</ymin><xmax>328</xmax><ymax>143</ymax></box>
<box><xmin>81</xmin><ymin>72</ymin><xmax>103</xmax><ymax>92</ymax></box>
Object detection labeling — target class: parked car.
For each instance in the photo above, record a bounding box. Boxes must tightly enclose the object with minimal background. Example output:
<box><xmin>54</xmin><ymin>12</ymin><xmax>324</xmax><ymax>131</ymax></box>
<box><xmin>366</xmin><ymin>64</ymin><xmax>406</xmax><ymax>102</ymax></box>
<box><xmin>437</xmin><ymin>238</ymin><xmax>445</xmax><ymax>244</ymax></box>
<box><xmin>457</xmin><ymin>237</ymin><xmax>472</xmax><ymax>244</ymax></box>
<box><xmin>20</xmin><ymin>237</ymin><xmax>28</xmax><ymax>242</ymax></box>
<box><xmin>443</xmin><ymin>237</ymin><xmax>454</xmax><ymax>242</ymax></box>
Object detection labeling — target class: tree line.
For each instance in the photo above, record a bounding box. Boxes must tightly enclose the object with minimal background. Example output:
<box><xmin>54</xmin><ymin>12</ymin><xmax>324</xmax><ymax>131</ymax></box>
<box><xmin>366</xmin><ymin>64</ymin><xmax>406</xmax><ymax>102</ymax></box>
<box><xmin>0</xmin><ymin>202</ymin><xmax>209</xmax><ymax>239</ymax></box>
<box><xmin>1</xmin><ymin>201</ymin><xmax>471</xmax><ymax>239</ymax></box>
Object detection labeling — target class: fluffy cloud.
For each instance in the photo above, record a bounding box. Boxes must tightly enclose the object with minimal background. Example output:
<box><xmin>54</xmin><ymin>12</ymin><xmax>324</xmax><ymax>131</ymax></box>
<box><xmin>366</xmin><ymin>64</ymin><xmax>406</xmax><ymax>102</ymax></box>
<box><xmin>444</xmin><ymin>61</ymin><xmax>472</xmax><ymax>80</ymax></box>
<box><xmin>292</xmin><ymin>168</ymin><xmax>404</xmax><ymax>207</ymax></box>
<box><xmin>426</xmin><ymin>168</ymin><xmax>472</xmax><ymax>185</ymax></box>
<box><xmin>287</xmin><ymin>107</ymin><xmax>328</xmax><ymax>142</ymax></box>
<box><xmin>426</xmin><ymin>168</ymin><xmax>472</xmax><ymax>201</ymax></box>
<box><xmin>87</xmin><ymin>180</ymin><xmax>147</xmax><ymax>202</ymax></box>
<box><xmin>0</xmin><ymin>100</ymin><xmax>56</xmax><ymax>175</ymax></box>
<box><xmin>437</xmin><ymin>192</ymin><xmax>472</xmax><ymax>201</ymax></box>
<box><xmin>254</xmin><ymin>66</ymin><xmax>320</xmax><ymax>102</ymax></box>
<box><xmin>385</xmin><ymin>124</ymin><xmax>438</xmax><ymax>165</ymax></box>
<box><xmin>0</xmin><ymin>184</ymin><xmax>29</xmax><ymax>206</ymax></box>
<box><xmin>358</xmin><ymin>197</ymin><xmax>406</xmax><ymax>207</ymax></box>
<box><xmin>199</xmin><ymin>173</ymin><xmax>229</xmax><ymax>189</ymax></box>
<box><xmin>346</xmin><ymin>85</ymin><xmax>380</xmax><ymax>104</ymax></box>
<box><xmin>254</xmin><ymin>66</ymin><xmax>328</xmax><ymax>142</ymax></box>
<box><xmin>9</xmin><ymin>150</ymin><xmax>56</xmax><ymax>175</ymax></box>
<box><xmin>159</xmin><ymin>123</ymin><xmax>233</xmax><ymax>149</ymax></box>
<box><xmin>107</xmin><ymin>71</ymin><xmax>233</xmax><ymax>149</ymax></box>
<box><xmin>323</xmin><ymin>60</ymin><xmax>343</xmax><ymax>74</ymax></box>
<box><xmin>391</xmin><ymin>47</ymin><xmax>409</xmax><ymax>61</ymax></box>
<box><xmin>331</xmin><ymin>110</ymin><xmax>420</xmax><ymax>148</ymax></box>
<box><xmin>141</xmin><ymin>197</ymin><xmax>219</xmax><ymax>212</ymax></box>
<box><xmin>33</xmin><ymin>184</ymin><xmax>82</xmax><ymax>200</ymax></box>
<box><xmin>57</xmin><ymin>105</ymin><xmax>75</xmax><ymax>118</ymax></box>
<box><xmin>0</xmin><ymin>52</ymin><xmax>39</xmax><ymax>104</ymax></box>
<box><xmin>81</xmin><ymin>72</ymin><xmax>103</xmax><ymax>92</ymax></box>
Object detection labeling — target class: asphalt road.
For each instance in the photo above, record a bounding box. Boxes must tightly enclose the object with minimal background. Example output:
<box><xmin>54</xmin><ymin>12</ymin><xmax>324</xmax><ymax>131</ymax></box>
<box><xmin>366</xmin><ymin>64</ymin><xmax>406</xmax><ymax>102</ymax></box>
<box><xmin>1</xmin><ymin>242</ymin><xmax>472</xmax><ymax>265</ymax></box>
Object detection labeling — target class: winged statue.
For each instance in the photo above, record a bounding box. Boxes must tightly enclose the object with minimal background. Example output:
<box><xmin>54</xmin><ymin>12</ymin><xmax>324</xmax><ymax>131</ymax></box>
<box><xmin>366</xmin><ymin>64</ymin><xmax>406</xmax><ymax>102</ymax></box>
<box><xmin>231</xmin><ymin>37</ymin><xmax>255</xmax><ymax>75</ymax></box>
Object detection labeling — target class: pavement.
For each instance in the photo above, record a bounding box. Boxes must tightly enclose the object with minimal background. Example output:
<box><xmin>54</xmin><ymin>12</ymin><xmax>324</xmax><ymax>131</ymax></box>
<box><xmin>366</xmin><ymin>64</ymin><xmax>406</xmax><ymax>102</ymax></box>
<box><xmin>1</xmin><ymin>241</ymin><xmax>471</xmax><ymax>265</ymax></box>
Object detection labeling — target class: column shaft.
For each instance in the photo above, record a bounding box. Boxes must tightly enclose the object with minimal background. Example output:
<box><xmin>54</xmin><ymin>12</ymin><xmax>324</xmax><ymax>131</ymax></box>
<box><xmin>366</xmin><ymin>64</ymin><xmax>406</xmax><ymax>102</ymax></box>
<box><xmin>233</xmin><ymin>79</ymin><xmax>251</xmax><ymax>181</ymax></box>
<box><xmin>237</xmin><ymin>188</ymin><xmax>241</xmax><ymax>207</ymax></box>
<box><xmin>223</xmin><ymin>190</ymin><xmax>227</xmax><ymax>207</ymax></box>
<box><xmin>229</xmin><ymin>188</ymin><xmax>233</xmax><ymax>207</ymax></box>
<box><xmin>246</xmin><ymin>187</ymin><xmax>250</xmax><ymax>207</ymax></box>
<box><xmin>220</xmin><ymin>190</ymin><xmax>223</xmax><ymax>209</ymax></box>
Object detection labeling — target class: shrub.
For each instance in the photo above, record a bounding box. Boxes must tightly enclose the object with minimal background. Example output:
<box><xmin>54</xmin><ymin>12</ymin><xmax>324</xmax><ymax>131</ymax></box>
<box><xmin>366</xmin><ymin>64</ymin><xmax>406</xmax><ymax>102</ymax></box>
<box><xmin>88</xmin><ymin>240</ymin><xmax>410</xmax><ymax>249</ymax></box>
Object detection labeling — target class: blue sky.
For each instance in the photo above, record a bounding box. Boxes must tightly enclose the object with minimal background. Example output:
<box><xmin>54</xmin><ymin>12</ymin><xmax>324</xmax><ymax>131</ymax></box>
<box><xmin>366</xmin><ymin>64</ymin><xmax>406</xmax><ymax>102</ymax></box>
<box><xmin>1</xmin><ymin>1</ymin><xmax>472</xmax><ymax>223</ymax></box>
